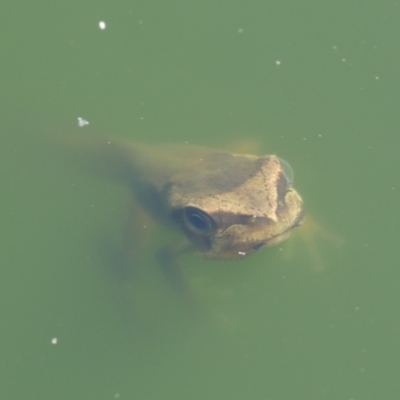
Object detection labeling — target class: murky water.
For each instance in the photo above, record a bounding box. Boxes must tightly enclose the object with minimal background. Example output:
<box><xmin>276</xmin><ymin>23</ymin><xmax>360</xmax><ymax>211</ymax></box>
<box><xmin>2</xmin><ymin>1</ymin><xmax>400</xmax><ymax>399</ymax></box>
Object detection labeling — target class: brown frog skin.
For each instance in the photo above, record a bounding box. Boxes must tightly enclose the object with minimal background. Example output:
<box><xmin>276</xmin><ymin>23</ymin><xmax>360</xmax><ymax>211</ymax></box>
<box><xmin>68</xmin><ymin>135</ymin><xmax>305</xmax><ymax>263</ymax></box>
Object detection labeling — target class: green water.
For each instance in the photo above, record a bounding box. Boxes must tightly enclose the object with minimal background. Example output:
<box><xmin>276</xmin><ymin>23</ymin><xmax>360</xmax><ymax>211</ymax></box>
<box><xmin>2</xmin><ymin>1</ymin><xmax>400</xmax><ymax>399</ymax></box>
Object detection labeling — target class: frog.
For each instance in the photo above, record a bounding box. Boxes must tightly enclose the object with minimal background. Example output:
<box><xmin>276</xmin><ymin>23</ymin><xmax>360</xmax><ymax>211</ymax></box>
<box><xmin>63</xmin><ymin>134</ymin><xmax>304</xmax><ymax>296</ymax></box>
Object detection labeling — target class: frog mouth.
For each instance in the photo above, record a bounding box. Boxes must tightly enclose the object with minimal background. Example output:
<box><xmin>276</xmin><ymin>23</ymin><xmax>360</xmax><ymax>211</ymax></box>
<box><xmin>266</xmin><ymin>207</ymin><xmax>305</xmax><ymax>247</ymax></box>
<box><xmin>202</xmin><ymin>208</ymin><xmax>306</xmax><ymax>259</ymax></box>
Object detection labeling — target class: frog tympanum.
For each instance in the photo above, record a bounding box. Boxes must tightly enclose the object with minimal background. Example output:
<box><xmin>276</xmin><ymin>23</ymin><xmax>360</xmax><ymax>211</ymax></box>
<box><xmin>65</xmin><ymin>135</ymin><xmax>304</xmax><ymax>295</ymax></box>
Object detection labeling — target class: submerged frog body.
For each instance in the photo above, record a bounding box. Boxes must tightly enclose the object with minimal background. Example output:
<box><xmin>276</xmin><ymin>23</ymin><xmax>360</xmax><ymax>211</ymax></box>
<box><xmin>71</xmin><ymin>136</ymin><xmax>304</xmax><ymax>261</ymax></box>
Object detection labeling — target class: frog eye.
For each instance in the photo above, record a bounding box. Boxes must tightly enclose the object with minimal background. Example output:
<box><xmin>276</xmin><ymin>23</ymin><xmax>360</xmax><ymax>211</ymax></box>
<box><xmin>183</xmin><ymin>207</ymin><xmax>216</xmax><ymax>235</ymax></box>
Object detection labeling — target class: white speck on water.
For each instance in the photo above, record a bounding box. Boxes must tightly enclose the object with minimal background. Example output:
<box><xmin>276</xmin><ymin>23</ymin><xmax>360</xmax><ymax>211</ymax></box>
<box><xmin>238</xmin><ymin>27</ymin><xmax>244</xmax><ymax>33</ymax></box>
<box><xmin>275</xmin><ymin>60</ymin><xmax>281</xmax><ymax>66</ymax></box>
<box><xmin>99</xmin><ymin>21</ymin><xmax>106</xmax><ymax>30</ymax></box>
<box><xmin>51</xmin><ymin>337</ymin><xmax>58</xmax><ymax>344</ymax></box>
<box><xmin>238</xmin><ymin>251</ymin><xmax>246</xmax><ymax>256</ymax></box>
<box><xmin>77</xmin><ymin>117</ymin><xmax>89</xmax><ymax>127</ymax></box>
